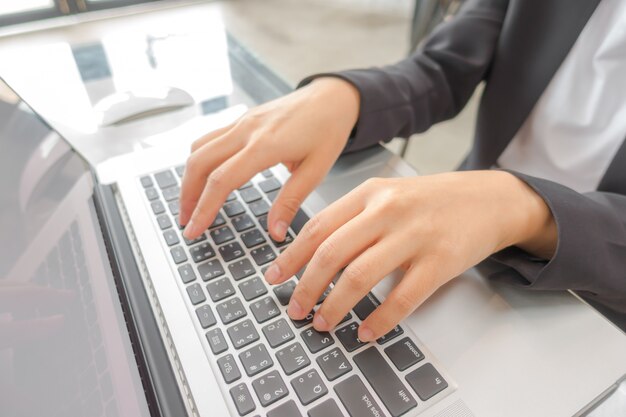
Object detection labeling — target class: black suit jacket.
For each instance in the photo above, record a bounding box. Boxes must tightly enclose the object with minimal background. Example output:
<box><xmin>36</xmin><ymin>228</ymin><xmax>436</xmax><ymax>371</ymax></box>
<box><xmin>300</xmin><ymin>0</ymin><xmax>626</xmax><ymax>328</ymax></box>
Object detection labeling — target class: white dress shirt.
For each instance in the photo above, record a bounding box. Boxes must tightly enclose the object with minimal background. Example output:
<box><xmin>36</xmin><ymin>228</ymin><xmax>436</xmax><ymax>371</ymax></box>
<box><xmin>497</xmin><ymin>0</ymin><xmax>626</xmax><ymax>193</ymax></box>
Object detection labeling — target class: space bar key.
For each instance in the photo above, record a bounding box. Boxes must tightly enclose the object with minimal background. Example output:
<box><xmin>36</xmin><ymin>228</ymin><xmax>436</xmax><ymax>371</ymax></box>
<box><xmin>354</xmin><ymin>347</ymin><xmax>418</xmax><ymax>417</ymax></box>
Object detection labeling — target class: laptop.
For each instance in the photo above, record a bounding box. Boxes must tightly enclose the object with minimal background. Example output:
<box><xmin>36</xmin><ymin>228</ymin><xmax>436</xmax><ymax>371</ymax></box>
<box><xmin>1</xmin><ymin>76</ymin><xmax>625</xmax><ymax>417</ymax></box>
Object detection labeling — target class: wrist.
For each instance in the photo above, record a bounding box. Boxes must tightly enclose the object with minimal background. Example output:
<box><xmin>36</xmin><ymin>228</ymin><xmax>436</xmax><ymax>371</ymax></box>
<box><xmin>310</xmin><ymin>77</ymin><xmax>360</xmax><ymax>127</ymax></box>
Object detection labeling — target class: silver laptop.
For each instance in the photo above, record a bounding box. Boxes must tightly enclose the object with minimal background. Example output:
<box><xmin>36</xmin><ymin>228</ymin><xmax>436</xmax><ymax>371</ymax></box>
<box><xmin>1</xmin><ymin>76</ymin><xmax>625</xmax><ymax>417</ymax></box>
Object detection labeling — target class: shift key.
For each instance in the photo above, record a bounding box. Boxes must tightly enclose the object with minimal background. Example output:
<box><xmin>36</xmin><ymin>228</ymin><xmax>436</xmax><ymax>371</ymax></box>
<box><xmin>354</xmin><ymin>347</ymin><xmax>417</xmax><ymax>417</ymax></box>
<box><xmin>334</xmin><ymin>375</ymin><xmax>388</xmax><ymax>417</ymax></box>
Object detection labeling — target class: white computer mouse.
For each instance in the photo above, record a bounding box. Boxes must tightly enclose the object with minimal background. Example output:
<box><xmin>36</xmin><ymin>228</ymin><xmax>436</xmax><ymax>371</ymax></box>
<box><xmin>94</xmin><ymin>86</ymin><xmax>195</xmax><ymax>127</ymax></box>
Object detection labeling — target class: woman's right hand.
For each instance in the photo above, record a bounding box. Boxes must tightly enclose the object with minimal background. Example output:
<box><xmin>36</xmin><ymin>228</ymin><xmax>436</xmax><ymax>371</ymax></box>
<box><xmin>180</xmin><ymin>77</ymin><xmax>360</xmax><ymax>242</ymax></box>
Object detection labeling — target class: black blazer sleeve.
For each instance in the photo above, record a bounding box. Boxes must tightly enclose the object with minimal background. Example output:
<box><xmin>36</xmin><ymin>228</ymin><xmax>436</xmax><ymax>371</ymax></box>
<box><xmin>298</xmin><ymin>0</ymin><xmax>509</xmax><ymax>153</ymax></box>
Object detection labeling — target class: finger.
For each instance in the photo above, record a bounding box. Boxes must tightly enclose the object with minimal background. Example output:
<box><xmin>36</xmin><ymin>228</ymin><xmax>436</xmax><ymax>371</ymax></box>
<box><xmin>190</xmin><ymin>122</ymin><xmax>236</xmax><ymax>153</ymax></box>
<box><xmin>179</xmin><ymin>134</ymin><xmax>243</xmax><ymax>225</ymax></box>
<box><xmin>0</xmin><ymin>284</ymin><xmax>75</xmax><ymax>313</ymax></box>
<box><xmin>286</xmin><ymin>211</ymin><xmax>383</xmax><ymax>321</ymax></box>
<box><xmin>313</xmin><ymin>236</ymin><xmax>412</xmax><ymax>331</ymax></box>
<box><xmin>0</xmin><ymin>315</ymin><xmax>65</xmax><ymax>349</ymax></box>
<box><xmin>267</xmin><ymin>156</ymin><xmax>328</xmax><ymax>241</ymax></box>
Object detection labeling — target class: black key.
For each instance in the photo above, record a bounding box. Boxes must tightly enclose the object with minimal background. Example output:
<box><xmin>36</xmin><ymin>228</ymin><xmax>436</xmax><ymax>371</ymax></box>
<box><xmin>335</xmin><ymin>375</ymin><xmax>386</xmax><ymax>417</ymax></box>
<box><xmin>163</xmin><ymin>229</ymin><xmax>179</xmax><ymax>246</ymax></box>
<box><xmin>266</xmin><ymin>189</ymin><xmax>279</xmax><ymax>202</ymax></box>
<box><xmin>224</xmin><ymin>201</ymin><xmax>245</xmax><ymax>217</ymax></box>
<box><xmin>228</xmin><ymin>258</ymin><xmax>256</xmax><ymax>281</ymax></box>
<box><xmin>226</xmin><ymin>191</ymin><xmax>237</xmax><ymax>202</ymax></box>
<box><xmin>184</xmin><ymin>234</ymin><xmax>207</xmax><ymax>246</ymax></box>
<box><xmin>238</xmin><ymin>181</ymin><xmax>253</xmax><ymax>190</ymax></box>
<box><xmin>271</xmin><ymin>232</ymin><xmax>293</xmax><ymax>248</ymax></box>
<box><xmin>301</xmin><ymin>328</ymin><xmax>334</xmax><ymax>353</ymax></box>
<box><xmin>405</xmin><ymin>363</ymin><xmax>447</xmax><ymax>401</ymax></box>
<box><xmin>239</xmin><ymin>276</ymin><xmax>268</xmax><ymax>301</ymax></box>
<box><xmin>241</xmin><ymin>228</ymin><xmax>266</xmax><ymax>248</ymax></box>
<box><xmin>198</xmin><ymin>259</ymin><xmax>225</xmax><ymax>281</ymax></box>
<box><xmin>316</xmin><ymin>286</ymin><xmax>331</xmax><ymax>304</ymax></box>
<box><xmin>170</xmin><ymin>246</ymin><xmax>188</xmax><ymax>264</ymax></box>
<box><xmin>186</xmin><ymin>283</ymin><xmax>206</xmax><ymax>305</ymax></box>
<box><xmin>196</xmin><ymin>305</ymin><xmax>216</xmax><ymax>329</ymax></box>
<box><xmin>161</xmin><ymin>185</ymin><xmax>180</xmax><ymax>202</ymax></box>
<box><xmin>230</xmin><ymin>383</ymin><xmax>256</xmax><ymax>416</ymax></box>
<box><xmin>377</xmin><ymin>325</ymin><xmax>404</xmax><ymax>345</ymax></box>
<box><xmin>251</xmin><ymin>370</ymin><xmax>288</xmax><ymax>407</ymax></box>
<box><xmin>140</xmin><ymin>176</ymin><xmax>153</xmax><ymax>188</ymax></box>
<box><xmin>175</xmin><ymin>165</ymin><xmax>185</xmax><ymax>177</ymax></box>
<box><xmin>276</xmin><ymin>342</ymin><xmax>311</xmax><ymax>375</ymax></box>
<box><xmin>291</xmin><ymin>209</ymin><xmax>310</xmax><ymax>234</ymax></box>
<box><xmin>258</xmin><ymin>177</ymin><xmax>281</xmax><ymax>193</ymax></box>
<box><xmin>353</xmin><ymin>293</ymin><xmax>379</xmax><ymax>320</ymax></box>
<box><xmin>239</xmin><ymin>344</ymin><xmax>273</xmax><ymax>377</ymax></box>
<box><xmin>206</xmin><ymin>277</ymin><xmax>235</xmax><ymax>302</ymax></box>
<box><xmin>219</xmin><ymin>242</ymin><xmax>245</xmax><ymax>262</ymax></box>
<box><xmin>178</xmin><ymin>264</ymin><xmax>196</xmax><ymax>283</ymax></box>
<box><xmin>227</xmin><ymin>319</ymin><xmax>260</xmax><ymax>349</ymax></box>
<box><xmin>250</xmin><ymin>244</ymin><xmax>276</xmax><ymax>266</ymax></box>
<box><xmin>336</xmin><ymin>322</ymin><xmax>367</xmax><ymax>352</ymax></box>
<box><xmin>157</xmin><ymin>214</ymin><xmax>172</xmax><ymax>230</ymax></box>
<box><xmin>232</xmin><ymin>214</ymin><xmax>255</xmax><ymax>232</ymax></box>
<box><xmin>216</xmin><ymin>297</ymin><xmax>247</xmax><ymax>324</ymax></box>
<box><xmin>210</xmin><ymin>226</ymin><xmax>235</xmax><ymax>245</ymax></box>
<box><xmin>258</xmin><ymin>215</ymin><xmax>268</xmax><ymax>231</ymax></box>
<box><xmin>248</xmin><ymin>199</ymin><xmax>270</xmax><ymax>217</ymax></box>
<box><xmin>190</xmin><ymin>242</ymin><xmax>215</xmax><ymax>263</ymax></box>
<box><xmin>384</xmin><ymin>337</ymin><xmax>424</xmax><ymax>371</ymax></box>
<box><xmin>250</xmin><ymin>296</ymin><xmax>280</xmax><ymax>323</ymax></box>
<box><xmin>206</xmin><ymin>328</ymin><xmax>228</xmax><ymax>354</ymax></box>
<box><xmin>291</xmin><ymin>310</ymin><xmax>314</xmax><ymax>329</ymax></box>
<box><xmin>211</xmin><ymin>212</ymin><xmax>227</xmax><ymax>228</ymax></box>
<box><xmin>354</xmin><ymin>347</ymin><xmax>417</xmax><ymax>417</ymax></box>
<box><xmin>339</xmin><ymin>312</ymin><xmax>353</xmax><ymax>325</ymax></box>
<box><xmin>151</xmin><ymin>200</ymin><xmax>165</xmax><ymax>215</ymax></box>
<box><xmin>291</xmin><ymin>369</ymin><xmax>328</xmax><ymax>406</ymax></box>
<box><xmin>262</xmin><ymin>169</ymin><xmax>273</xmax><ymax>178</ymax></box>
<box><xmin>168</xmin><ymin>200</ymin><xmax>180</xmax><ymax>215</ymax></box>
<box><xmin>267</xmin><ymin>400</ymin><xmax>301</xmax><ymax>417</ymax></box>
<box><xmin>145</xmin><ymin>187</ymin><xmax>159</xmax><ymax>201</ymax></box>
<box><xmin>273</xmin><ymin>280</ymin><xmax>296</xmax><ymax>306</ymax></box>
<box><xmin>217</xmin><ymin>353</ymin><xmax>241</xmax><ymax>383</ymax></box>
<box><xmin>316</xmin><ymin>347</ymin><xmax>352</xmax><ymax>381</ymax></box>
<box><xmin>239</xmin><ymin>186</ymin><xmax>262</xmax><ymax>203</ymax></box>
<box><xmin>308</xmin><ymin>399</ymin><xmax>343</xmax><ymax>417</ymax></box>
<box><xmin>262</xmin><ymin>318</ymin><xmax>295</xmax><ymax>348</ymax></box>
<box><xmin>154</xmin><ymin>170</ymin><xmax>177</xmax><ymax>189</ymax></box>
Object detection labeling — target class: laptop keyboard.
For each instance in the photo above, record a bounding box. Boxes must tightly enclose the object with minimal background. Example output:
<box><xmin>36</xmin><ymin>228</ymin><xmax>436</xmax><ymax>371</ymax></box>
<box><xmin>140</xmin><ymin>166</ymin><xmax>451</xmax><ymax>417</ymax></box>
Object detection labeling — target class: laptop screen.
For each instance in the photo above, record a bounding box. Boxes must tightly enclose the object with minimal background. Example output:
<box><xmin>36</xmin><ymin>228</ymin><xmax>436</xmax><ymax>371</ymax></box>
<box><xmin>0</xmin><ymin>79</ymin><xmax>151</xmax><ymax>417</ymax></box>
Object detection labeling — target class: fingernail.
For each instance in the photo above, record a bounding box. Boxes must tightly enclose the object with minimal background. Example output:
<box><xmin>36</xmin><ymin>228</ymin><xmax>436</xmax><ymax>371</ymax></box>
<box><xmin>274</xmin><ymin>220</ymin><xmax>288</xmax><ymax>240</ymax></box>
<box><xmin>183</xmin><ymin>219</ymin><xmax>197</xmax><ymax>239</ymax></box>
<box><xmin>313</xmin><ymin>313</ymin><xmax>328</xmax><ymax>331</ymax></box>
<box><xmin>287</xmin><ymin>299</ymin><xmax>304</xmax><ymax>319</ymax></box>
<box><xmin>264</xmin><ymin>263</ymin><xmax>281</xmax><ymax>284</ymax></box>
<box><xmin>358</xmin><ymin>324</ymin><xmax>374</xmax><ymax>342</ymax></box>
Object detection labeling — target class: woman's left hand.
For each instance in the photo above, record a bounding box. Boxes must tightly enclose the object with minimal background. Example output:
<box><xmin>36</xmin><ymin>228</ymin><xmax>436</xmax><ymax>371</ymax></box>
<box><xmin>264</xmin><ymin>170</ymin><xmax>557</xmax><ymax>342</ymax></box>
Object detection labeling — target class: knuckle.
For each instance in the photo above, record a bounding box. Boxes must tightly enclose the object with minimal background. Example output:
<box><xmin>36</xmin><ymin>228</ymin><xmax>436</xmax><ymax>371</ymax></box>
<box><xmin>341</xmin><ymin>264</ymin><xmax>367</xmax><ymax>292</ymax></box>
<box><xmin>206</xmin><ymin>167</ymin><xmax>227</xmax><ymax>191</ymax></box>
<box><xmin>314</xmin><ymin>240</ymin><xmax>338</xmax><ymax>266</ymax></box>
<box><xmin>391</xmin><ymin>292</ymin><xmax>416</xmax><ymax>316</ymax></box>
<box><xmin>190</xmin><ymin>137</ymin><xmax>204</xmax><ymax>153</ymax></box>
<box><xmin>277</xmin><ymin>195</ymin><xmax>302</xmax><ymax>217</ymax></box>
<box><xmin>302</xmin><ymin>215</ymin><xmax>323</xmax><ymax>241</ymax></box>
<box><xmin>293</xmin><ymin>280</ymin><xmax>315</xmax><ymax>305</ymax></box>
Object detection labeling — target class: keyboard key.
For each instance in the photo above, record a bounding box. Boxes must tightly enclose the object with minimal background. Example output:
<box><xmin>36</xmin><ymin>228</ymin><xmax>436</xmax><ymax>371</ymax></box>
<box><xmin>154</xmin><ymin>170</ymin><xmax>177</xmax><ymax>189</ymax></box>
<box><xmin>170</xmin><ymin>246</ymin><xmax>188</xmax><ymax>264</ymax></box>
<box><xmin>224</xmin><ymin>201</ymin><xmax>245</xmax><ymax>217</ymax></box>
<box><xmin>186</xmin><ymin>283</ymin><xmax>206</xmax><ymax>305</ymax></box>
<box><xmin>239</xmin><ymin>181</ymin><xmax>253</xmax><ymax>190</ymax></box>
<box><xmin>151</xmin><ymin>200</ymin><xmax>165</xmax><ymax>215</ymax></box>
<box><xmin>163</xmin><ymin>229</ymin><xmax>179</xmax><ymax>246</ymax></box>
<box><xmin>239</xmin><ymin>277</ymin><xmax>268</xmax><ymax>301</ymax></box>
<box><xmin>239</xmin><ymin>186</ymin><xmax>262</xmax><ymax>203</ymax></box>
<box><xmin>266</xmin><ymin>189</ymin><xmax>279</xmax><ymax>202</ymax></box>
<box><xmin>262</xmin><ymin>169</ymin><xmax>273</xmax><ymax>178</ymax></box>
<box><xmin>248</xmin><ymin>199</ymin><xmax>270</xmax><ymax>217</ymax></box>
<box><xmin>276</xmin><ymin>342</ymin><xmax>310</xmax><ymax>375</ymax></box>
<box><xmin>271</xmin><ymin>232</ymin><xmax>293</xmax><ymax>248</ymax></box>
<box><xmin>175</xmin><ymin>165</ymin><xmax>185</xmax><ymax>177</ymax></box>
<box><xmin>335</xmin><ymin>375</ymin><xmax>385</xmax><ymax>417</ymax></box>
<box><xmin>405</xmin><ymin>363</ymin><xmax>447</xmax><ymax>401</ymax></box>
<box><xmin>178</xmin><ymin>264</ymin><xmax>196</xmax><ymax>283</ymax></box>
<box><xmin>353</xmin><ymin>293</ymin><xmax>379</xmax><ymax>320</ymax></box>
<box><xmin>258</xmin><ymin>215</ymin><xmax>268</xmax><ymax>231</ymax></box>
<box><xmin>377</xmin><ymin>325</ymin><xmax>404</xmax><ymax>345</ymax></box>
<box><xmin>273</xmin><ymin>280</ymin><xmax>296</xmax><ymax>306</ymax></box>
<box><xmin>267</xmin><ymin>400</ymin><xmax>301</xmax><ymax>417</ymax></box>
<box><xmin>232</xmin><ymin>213</ymin><xmax>255</xmax><ymax>232</ymax></box>
<box><xmin>161</xmin><ymin>185</ymin><xmax>180</xmax><ymax>202</ymax></box>
<box><xmin>211</xmin><ymin>212</ymin><xmax>227</xmax><ymax>228</ymax></box>
<box><xmin>196</xmin><ymin>305</ymin><xmax>216</xmax><ymax>329</ymax></box>
<box><xmin>227</xmin><ymin>319</ymin><xmax>260</xmax><ymax>349</ymax></box>
<box><xmin>250</xmin><ymin>244</ymin><xmax>276</xmax><ymax>266</ymax></box>
<box><xmin>198</xmin><ymin>259</ymin><xmax>225</xmax><ymax>281</ymax></box>
<box><xmin>175</xmin><ymin>217</ymin><xmax>185</xmax><ymax>230</ymax></box>
<box><xmin>190</xmin><ymin>242</ymin><xmax>216</xmax><ymax>263</ymax></box>
<box><xmin>145</xmin><ymin>187</ymin><xmax>159</xmax><ymax>200</ymax></box>
<box><xmin>316</xmin><ymin>286</ymin><xmax>331</xmax><ymax>304</ymax></box>
<box><xmin>216</xmin><ymin>297</ymin><xmax>247</xmax><ymax>325</ymax></box>
<box><xmin>228</xmin><ymin>258</ymin><xmax>255</xmax><ymax>281</ymax></box>
<box><xmin>207</xmin><ymin>277</ymin><xmax>235</xmax><ymax>302</ymax></box>
<box><xmin>250</xmin><ymin>296</ymin><xmax>280</xmax><ymax>323</ymax></box>
<box><xmin>308</xmin><ymin>399</ymin><xmax>343</xmax><ymax>417</ymax></box>
<box><xmin>184</xmin><ymin>234</ymin><xmax>207</xmax><ymax>246</ymax></box>
<box><xmin>291</xmin><ymin>369</ymin><xmax>328</xmax><ymax>406</ymax></box>
<box><xmin>230</xmin><ymin>383</ymin><xmax>256</xmax><ymax>416</ymax></box>
<box><xmin>168</xmin><ymin>200</ymin><xmax>180</xmax><ymax>215</ymax></box>
<box><xmin>384</xmin><ymin>337</ymin><xmax>424</xmax><ymax>371</ymax></box>
<box><xmin>241</xmin><ymin>228</ymin><xmax>266</xmax><ymax>248</ymax></box>
<box><xmin>316</xmin><ymin>347</ymin><xmax>352</xmax><ymax>381</ymax></box>
<box><xmin>291</xmin><ymin>310</ymin><xmax>314</xmax><ymax>329</ymax></box>
<box><xmin>259</xmin><ymin>177</ymin><xmax>281</xmax><ymax>193</ymax></box>
<box><xmin>210</xmin><ymin>226</ymin><xmax>235</xmax><ymax>245</ymax></box>
<box><xmin>336</xmin><ymin>322</ymin><xmax>367</xmax><ymax>352</ymax></box>
<box><xmin>262</xmin><ymin>318</ymin><xmax>295</xmax><ymax>348</ymax></box>
<box><xmin>251</xmin><ymin>370</ymin><xmax>287</xmax><ymax>406</ymax></box>
<box><xmin>157</xmin><ymin>214</ymin><xmax>173</xmax><ymax>230</ymax></box>
<box><xmin>291</xmin><ymin>209</ymin><xmax>310</xmax><ymax>234</ymax></box>
<box><xmin>219</xmin><ymin>242</ymin><xmax>245</xmax><ymax>262</ymax></box>
<box><xmin>140</xmin><ymin>175</ymin><xmax>153</xmax><ymax>188</ymax></box>
<box><xmin>301</xmin><ymin>328</ymin><xmax>334</xmax><ymax>353</ymax></box>
<box><xmin>239</xmin><ymin>344</ymin><xmax>273</xmax><ymax>377</ymax></box>
<box><xmin>206</xmin><ymin>328</ymin><xmax>228</xmax><ymax>354</ymax></box>
<box><xmin>354</xmin><ymin>347</ymin><xmax>417</xmax><ymax>417</ymax></box>
<box><xmin>217</xmin><ymin>353</ymin><xmax>241</xmax><ymax>384</ymax></box>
